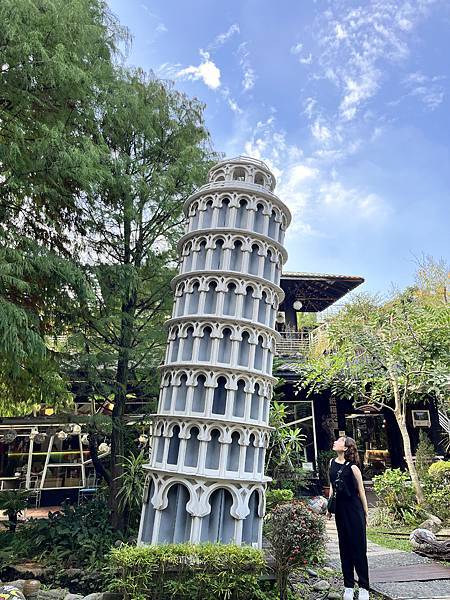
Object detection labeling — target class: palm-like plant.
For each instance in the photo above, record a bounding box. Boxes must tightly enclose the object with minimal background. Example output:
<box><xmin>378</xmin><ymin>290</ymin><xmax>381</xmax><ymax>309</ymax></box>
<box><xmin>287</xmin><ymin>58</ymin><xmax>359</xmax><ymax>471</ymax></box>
<box><xmin>115</xmin><ymin>451</ymin><xmax>146</xmax><ymax>531</ymax></box>
<box><xmin>0</xmin><ymin>489</ymin><xmax>29</xmax><ymax>533</ymax></box>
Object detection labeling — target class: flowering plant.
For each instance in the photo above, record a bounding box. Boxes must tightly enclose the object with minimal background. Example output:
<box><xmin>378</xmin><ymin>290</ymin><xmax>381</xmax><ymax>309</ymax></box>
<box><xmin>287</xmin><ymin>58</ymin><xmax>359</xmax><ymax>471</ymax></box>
<box><xmin>264</xmin><ymin>500</ymin><xmax>325</xmax><ymax>600</ymax></box>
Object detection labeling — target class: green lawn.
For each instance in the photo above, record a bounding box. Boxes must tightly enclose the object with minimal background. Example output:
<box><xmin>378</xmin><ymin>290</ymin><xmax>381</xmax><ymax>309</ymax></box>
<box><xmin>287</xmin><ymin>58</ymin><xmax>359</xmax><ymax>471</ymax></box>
<box><xmin>367</xmin><ymin>527</ymin><xmax>412</xmax><ymax>552</ymax></box>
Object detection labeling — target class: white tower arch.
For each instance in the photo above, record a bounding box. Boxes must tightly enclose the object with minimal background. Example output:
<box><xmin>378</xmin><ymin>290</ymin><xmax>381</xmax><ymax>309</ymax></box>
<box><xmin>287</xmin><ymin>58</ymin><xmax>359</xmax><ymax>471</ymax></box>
<box><xmin>138</xmin><ymin>156</ymin><xmax>291</xmax><ymax>547</ymax></box>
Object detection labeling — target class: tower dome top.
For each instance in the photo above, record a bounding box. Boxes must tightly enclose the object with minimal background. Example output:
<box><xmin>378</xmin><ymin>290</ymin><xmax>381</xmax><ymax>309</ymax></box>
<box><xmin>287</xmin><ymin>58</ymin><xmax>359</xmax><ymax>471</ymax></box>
<box><xmin>208</xmin><ymin>156</ymin><xmax>276</xmax><ymax>191</ymax></box>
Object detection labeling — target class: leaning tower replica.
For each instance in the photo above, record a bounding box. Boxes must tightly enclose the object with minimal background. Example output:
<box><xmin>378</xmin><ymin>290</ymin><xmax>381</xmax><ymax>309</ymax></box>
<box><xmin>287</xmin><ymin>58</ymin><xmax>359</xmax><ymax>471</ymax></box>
<box><xmin>138</xmin><ymin>156</ymin><xmax>291</xmax><ymax>547</ymax></box>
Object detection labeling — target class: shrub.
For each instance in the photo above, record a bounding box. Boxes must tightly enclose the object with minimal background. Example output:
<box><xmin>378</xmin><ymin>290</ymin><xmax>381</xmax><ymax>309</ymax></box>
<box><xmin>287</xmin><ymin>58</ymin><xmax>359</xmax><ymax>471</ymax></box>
<box><xmin>373</xmin><ymin>468</ymin><xmax>426</xmax><ymax>526</ymax></box>
<box><xmin>317</xmin><ymin>450</ymin><xmax>335</xmax><ymax>485</ymax></box>
<box><xmin>422</xmin><ymin>462</ymin><xmax>450</xmax><ymax>523</ymax></box>
<box><xmin>6</xmin><ymin>491</ymin><xmax>123</xmax><ymax>569</ymax></box>
<box><xmin>264</xmin><ymin>500</ymin><xmax>325</xmax><ymax>600</ymax></box>
<box><xmin>269</xmin><ymin>467</ymin><xmax>313</xmax><ymax>496</ymax></box>
<box><xmin>109</xmin><ymin>543</ymin><xmax>267</xmax><ymax>600</ymax></box>
<box><xmin>265</xmin><ymin>489</ymin><xmax>294</xmax><ymax>511</ymax></box>
<box><xmin>415</xmin><ymin>431</ymin><xmax>435</xmax><ymax>479</ymax></box>
<box><xmin>428</xmin><ymin>460</ymin><xmax>450</xmax><ymax>479</ymax></box>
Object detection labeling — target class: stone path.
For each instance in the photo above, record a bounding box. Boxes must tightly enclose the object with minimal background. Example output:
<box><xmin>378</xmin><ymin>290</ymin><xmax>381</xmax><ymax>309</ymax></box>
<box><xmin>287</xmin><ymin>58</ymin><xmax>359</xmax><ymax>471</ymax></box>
<box><xmin>325</xmin><ymin>518</ymin><xmax>450</xmax><ymax>599</ymax></box>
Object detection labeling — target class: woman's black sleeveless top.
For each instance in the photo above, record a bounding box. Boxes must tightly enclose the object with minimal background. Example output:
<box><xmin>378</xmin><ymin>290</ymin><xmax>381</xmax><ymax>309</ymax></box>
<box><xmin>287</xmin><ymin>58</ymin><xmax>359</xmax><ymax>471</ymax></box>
<box><xmin>329</xmin><ymin>459</ymin><xmax>358</xmax><ymax>498</ymax></box>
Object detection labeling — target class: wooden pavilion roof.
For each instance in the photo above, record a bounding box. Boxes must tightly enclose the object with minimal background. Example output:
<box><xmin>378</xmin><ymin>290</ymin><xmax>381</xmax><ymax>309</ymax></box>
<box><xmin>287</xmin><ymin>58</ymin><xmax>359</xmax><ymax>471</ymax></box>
<box><xmin>279</xmin><ymin>272</ymin><xmax>364</xmax><ymax>313</ymax></box>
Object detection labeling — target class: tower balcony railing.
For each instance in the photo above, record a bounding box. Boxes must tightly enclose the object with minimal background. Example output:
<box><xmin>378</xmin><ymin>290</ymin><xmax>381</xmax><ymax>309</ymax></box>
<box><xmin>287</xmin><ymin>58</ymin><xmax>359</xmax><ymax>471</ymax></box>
<box><xmin>196</xmin><ymin>180</ymin><xmax>277</xmax><ymax>197</ymax></box>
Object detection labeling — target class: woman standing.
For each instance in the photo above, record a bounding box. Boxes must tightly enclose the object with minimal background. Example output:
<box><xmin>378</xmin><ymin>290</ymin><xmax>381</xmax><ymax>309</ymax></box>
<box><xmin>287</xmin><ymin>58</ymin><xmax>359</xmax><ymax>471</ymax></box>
<box><xmin>327</xmin><ymin>436</ymin><xmax>370</xmax><ymax>600</ymax></box>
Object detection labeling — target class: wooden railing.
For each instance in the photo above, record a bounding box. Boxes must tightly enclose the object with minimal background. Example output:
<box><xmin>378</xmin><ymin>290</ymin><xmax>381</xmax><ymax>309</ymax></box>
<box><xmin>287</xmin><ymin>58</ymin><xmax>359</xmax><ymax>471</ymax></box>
<box><xmin>276</xmin><ymin>324</ymin><xmax>328</xmax><ymax>357</ymax></box>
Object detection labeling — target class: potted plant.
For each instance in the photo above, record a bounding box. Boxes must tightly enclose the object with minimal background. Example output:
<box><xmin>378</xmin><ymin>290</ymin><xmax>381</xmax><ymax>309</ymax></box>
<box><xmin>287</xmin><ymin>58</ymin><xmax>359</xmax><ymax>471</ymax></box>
<box><xmin>0</xmin><ymin>489</ymin><xmax>30</xmax><ymax>533</ymax></box>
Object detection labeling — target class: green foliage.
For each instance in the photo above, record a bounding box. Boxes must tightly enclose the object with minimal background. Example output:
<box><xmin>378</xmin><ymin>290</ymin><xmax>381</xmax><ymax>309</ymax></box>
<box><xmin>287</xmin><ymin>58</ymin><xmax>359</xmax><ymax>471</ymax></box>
<box><xmin>415</xmin><ymin>430</ymin><xmax>436</xmax><ymax>479</ymax></box>
<box><xmin>6</xmin><ymin>493</ymin><xmax>122</xmax><ymax>568</ymax></box>
<box><xmin>269</xmin><ymin>467</ymin><xmax>313</xmax><ymax>496</ymax></box>
<box><xmin>317</xmin><ymin>450</ymin><xmax>335</xmax><ymax>485</ymax></box>
<box><xmin>0</xmin><ymin>233</ymin><xmax>88</xmax><ymax>415</ymax></box>
<box><xmin>265</xmin><ymin>489</ymin><xmax>294</xmax><ymax>512</ymax></box>
<box><xmin>0</xmin><ymin>490</ymin><xmax>29</xmax><ymax>533</ymax></box>
<box><xmin>299</xmin><ymin>274</ymin><xmax>450</xmax><ymax>503</ymax></box>
<box><xmin>373</xmin><ymin>469</ymin><xmax>426</xmax><ymax>526</ymax></box>
<box><xmin>264</xmin><ymin>501</ymin><xmax>325</xmax><ymax>600</ymax></box>
<box><xmin>0</xmin><ymin>0</ymin><xmax>124</xmax><ymax>220</ymax></box>
<box><xmin>116</xmin><ymin>451</ymin><xmax>146</xmax><ymax>530</ymax></box>
<box><xmin>266</xmin><ymin>400</ymin><xmax>306</xmax><ymax>487</ymax></box>
<box><xmin>109</xmin><ymin>543</ymin><xmax>267</xmax><ymax>600</ymax></box>
<box><xmin>75</xmin><ymin>70</ymin><xmax>215</xmax><ymax>528</ymax></box>
<box><xmin>0</xmin><ymin>0</ymin><xmax>123</xmax><ymax>415</ymax></box>
<box><xmin>422</xmin><ymin>461</ymin><xmax>450</xmax><ymax>522</ymax></box>
<box><xmin>428</xmin><ymin>460</ymin><xmax>450</xmax><ymax>478</ymax></box>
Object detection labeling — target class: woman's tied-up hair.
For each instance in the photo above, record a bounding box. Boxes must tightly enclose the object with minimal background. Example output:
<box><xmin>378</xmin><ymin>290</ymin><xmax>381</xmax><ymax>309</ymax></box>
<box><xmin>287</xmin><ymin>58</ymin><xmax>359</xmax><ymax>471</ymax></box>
<box><xmin>343</xmin><ymin>436</ymin><xmax>360</xmax><ymax>466</ymax></box>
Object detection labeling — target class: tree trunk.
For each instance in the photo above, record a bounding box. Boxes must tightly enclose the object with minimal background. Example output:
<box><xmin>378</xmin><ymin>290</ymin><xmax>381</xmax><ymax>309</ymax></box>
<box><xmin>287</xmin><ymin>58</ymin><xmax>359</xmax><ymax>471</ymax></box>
<box><xmin>396</xmin><ymin>415</ymin><xmax>425</xmax><ymax>503</ymax></box>
<box><xmin>8</xmin><ymin>511</ymin><xmax>18</xmax><ymax>534</ymax></box>
<box><xmin>109</xmin><ymin>196</ymin><xmax>138</xmax><ymax>531</ymax></box>
<box><xmin>110</xmin><ymin>346</ymin><xmax>130</xmax><ymax>529</ymax></box>
<box><xmin>388</xmin><ymin>365</ymin><xmax>425</xmax><ymax>504</ymax></box>
<box><xmin>88</xmin><ymin>432</ymin><xmax>111</xmax><ymax>485</ymax></box>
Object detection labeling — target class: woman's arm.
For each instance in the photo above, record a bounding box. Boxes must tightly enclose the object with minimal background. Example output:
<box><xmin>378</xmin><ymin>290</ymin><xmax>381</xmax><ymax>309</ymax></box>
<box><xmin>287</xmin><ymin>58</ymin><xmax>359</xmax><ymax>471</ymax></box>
<box><xmin>326</xmin><ymin>459</ymin><xmax>334</xmax><ymax>518</ymax></box>
<box><xmin>351</xmin><ymin>465</ymin><xmax>369</xmax><ymax>522</ymax></box>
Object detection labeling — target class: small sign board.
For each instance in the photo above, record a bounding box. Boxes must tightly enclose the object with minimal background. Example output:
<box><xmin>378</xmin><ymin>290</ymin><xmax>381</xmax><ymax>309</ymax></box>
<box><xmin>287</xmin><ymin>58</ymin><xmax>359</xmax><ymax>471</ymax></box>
<box><xmin>412</xmin><ymin>409</ymin><xmax>431</xmax><ymax>427</ymax></box>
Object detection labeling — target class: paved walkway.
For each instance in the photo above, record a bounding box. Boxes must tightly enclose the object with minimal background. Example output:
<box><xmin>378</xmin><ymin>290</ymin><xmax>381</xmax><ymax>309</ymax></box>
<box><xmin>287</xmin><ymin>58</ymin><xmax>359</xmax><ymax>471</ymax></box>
<box><xmin>326</xmin><ymin>518</ymin><xmax>450</xmax><ymax>600</ymax></box>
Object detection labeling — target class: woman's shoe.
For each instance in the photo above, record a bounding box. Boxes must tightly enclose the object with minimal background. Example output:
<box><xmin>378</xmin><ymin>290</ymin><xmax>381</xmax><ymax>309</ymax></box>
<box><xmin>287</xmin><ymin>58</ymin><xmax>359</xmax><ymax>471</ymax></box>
<box><xmin>358</xmin><ymin>589</ymin><xmax>369</xmax><ymax>600</ymax></box>
<box><xmin>343</xmin><ymin>588</ymin><xmax>354</xmax><ymax>600</ymax></box>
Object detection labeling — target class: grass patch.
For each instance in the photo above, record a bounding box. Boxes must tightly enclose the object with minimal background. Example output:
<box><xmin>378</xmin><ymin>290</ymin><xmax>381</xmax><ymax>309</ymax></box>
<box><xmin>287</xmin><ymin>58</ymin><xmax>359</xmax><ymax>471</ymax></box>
<box><xmin>367</xmin><ymin>528</ymin><xmax>411</xmax><ymax>552</ymax></box>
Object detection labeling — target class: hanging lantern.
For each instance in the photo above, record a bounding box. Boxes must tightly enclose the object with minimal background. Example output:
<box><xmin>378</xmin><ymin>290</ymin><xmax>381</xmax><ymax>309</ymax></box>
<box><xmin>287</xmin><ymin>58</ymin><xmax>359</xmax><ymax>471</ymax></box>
<box><xmin>3</xmin><ymin>429</ymin><xmax>18</xmax><ymax>444</ymax></box>
<box><xmin>34</xmin><ymin>432</ymin><xmax>47</xmax><ymax>444</ymax></box>
<box><xmin>72</xmin><ymin>424</ymin><xmax>82</xmax><ymax>435</ymax></box>
<box><xmin>81</xmin><ymin>433</ymin><xmax>89</xmax><ymax>445</ymax></box>
<box><xmin>98</xmin><ymin>442</ymin><xmax>110</xmax><ymax>454</ymax></box>
<box><xmin>293</xmin><ymin>299</ymin><xmax>303</xmax><ymax>311</ymax></box>
<box><xmin>56</xmin><ymin>430</ymin><xmax>68</xmax><ymax>440</ymax></box>
<box><xmin>276</xmin><ymin>311</ymin><xmax>286</xmax><ymax>324</ymax></box>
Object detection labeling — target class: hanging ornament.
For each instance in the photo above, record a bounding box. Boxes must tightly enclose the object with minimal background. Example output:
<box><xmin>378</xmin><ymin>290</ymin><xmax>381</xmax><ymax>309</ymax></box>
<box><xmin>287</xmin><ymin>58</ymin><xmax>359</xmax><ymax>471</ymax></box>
<box><xmin>56</xmin><ymin>430</ymin><xmax>68</xmax><ymax>440</ymax></box>
<box><xmin>3</xmin><ymin>429</ymin><xmax>18</xmax><ymax>444</ymax></box>
<box><xmin>34</xmin><ymin>432</ymin><xmax>47</xmax><ymax>444</ymax></box>
<box><xmin>72</xmin><ymin>424</ymin><xmax>82</xmax><ymax>435</ymax></box>
<box><xmin>98</xmin><ymin>442</ymin><xmax>110</xmax><ymax>454</ymax></box>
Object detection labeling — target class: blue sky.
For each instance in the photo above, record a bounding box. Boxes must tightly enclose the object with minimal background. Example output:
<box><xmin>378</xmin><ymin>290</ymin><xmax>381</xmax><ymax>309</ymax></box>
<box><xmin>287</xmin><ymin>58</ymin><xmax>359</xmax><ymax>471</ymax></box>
<box><xmin>108</xmin><ymin>0</ymin><xmax>449</xmax><ymax>296</ymax></box>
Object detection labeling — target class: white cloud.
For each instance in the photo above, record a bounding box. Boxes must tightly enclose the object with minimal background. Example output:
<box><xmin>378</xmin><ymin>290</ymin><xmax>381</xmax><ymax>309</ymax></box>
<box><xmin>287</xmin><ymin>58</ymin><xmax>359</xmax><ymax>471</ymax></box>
<box><xmin>335</xmin><ymin>23</ymin><xmax>347</xmax><ymax>40</ymax></box>
<box><xmin>221</xmin><ymin>87</ymin><xmax>243</xmax><ymax>114</ymax></box>
<box><xmin>320</xmin><ymin>181</ymin><xmax>390</xmax><ymax>220</ymax></box>
<box><xmin>311</xmin><ymin>119</ymin><xmax>332</xmax><ymax>143</ymax></box>
<box><xmin>238</xmin><ymin>42</ymin><xmax>257</xmax><ymax>92</ymax></box>
<box><xmin>212</xmin><ymin>23</ymin><xmax>240</xmax><ymax>47</ymax></box>
<box><xmin>316</xmin><ymin>0</ymin><xmax>441</xmax><ymax>122</ymax></box>
<box><xmin>155</xmin><ymin>23</ymin><xmax>168</xmax><ymax>34</ymax></box>
<box><xmin>232</xmin><ymin>114</ymin><xmax>392</xmax><ymax>237</ymax></box>
<box><xmin>299</xmin><ymin>54</ymin><xmax>313</xmax><ymax>65</ymax></box>
<box><xmin>339</xmin><ymin>73</ymin><xmax>379</xmax><ymax>121</ymax></box>
<box><xmin>402</xmin><ymin>71</ymin><xmax>445</xmax><ymax>110</ymax></box>
<box><xmin>289</xmin><ymin>165</ymin><xmax>318</xmax><ymax>185</ymax></box>
<box><xmin>291</xmin><ymin>41</ymin><xmax>312</xmax><ymax>64</ymax></box>
<box><xmin>303</xmin><ymin>97</ymin><xmax>317</xmax><ymax>119</ymax></box>
<box><xmin>176</xmin><ymin>50</ymin><xmax>221</xmax><ymax>89</ymax></box>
